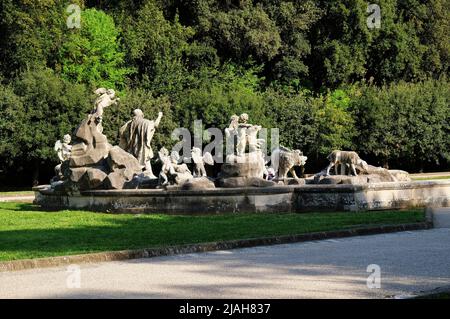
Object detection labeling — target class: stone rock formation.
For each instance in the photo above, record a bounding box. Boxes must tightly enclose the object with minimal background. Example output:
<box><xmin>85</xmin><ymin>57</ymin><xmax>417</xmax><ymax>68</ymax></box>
<box><xmin>50</xmin><ymin>89</ymin><xmax>145</xmax><ymax>193</ymax></box>
<box><xmin>312</xmin><ymin>164</ymin><xmax>411</xmax><ymax>185</ymax></box>
<box><xmin>180</xmin><ymin>177</ymin><xmax>216</xmax><ymax>190</ymax></box>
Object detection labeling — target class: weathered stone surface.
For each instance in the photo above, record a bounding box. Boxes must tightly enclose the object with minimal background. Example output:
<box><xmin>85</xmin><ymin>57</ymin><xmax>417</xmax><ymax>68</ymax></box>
<box><xmin>363</xmin><ymin>165</ymin><xmax>398</xmax><ymax>182</ymax></box>
<box><xmin>85</xmin><ymin>168</ymin><xmax>108</xmax><ymax>189</ymax></box>
<box><xmin>181</xmin><ymin>177</ymin><xmax>216</xmax><ymax>190</ymax></box>
<box><xmin>315</xmin><ymin>175</ymin><xmax>344</xmax><ymax>184</ymax></box>
<box><xmin>218</xmin><ymin>177</ymin><xmax>276</xmax><ymax>188</ymax></box>
<box><xmin>273</xmin><ymin>178</ymin><xmax>306</xmax><ymax>186</ymax></box>
<box><xmin>312</xmin><ymin>164</ymin><xmax>409</xmax><ymax>185</ymax></box>
<box><xmin>107</xmin><ymin>146</ymin><xmax>142</xmax><ymax>178</ymax></box>
<box><xmin>69</xmin><ymin>117</ymin><xmax>111</xmax><ymax>167</ymax></box>
<box><xmin>389</xmin><ymin>170</ymin><xmax>411</xmax><ymax>182</ymax></box>
<box><xmin>104</xmin><ymin>170</ymin><xmax>129</xmax><ymax>190</ymax></box>
<box><xmin>221</xmin><ymin>152</ymin><xmax>265</xmax><ymax>178</ymax></box>
<box><xmin>34</xmin><ymin>180</ymin><xmax>450</xmax><ymax>214</ymax></box>
<box><xmin>70</xmin><ymin>167</ymin><xmax>88</xmax><ymax>183</ymax></box>
<box><xmin>69</xmin><ymin>142</ymin><xmax>110</xmax><ymax>167</ymax></box>
<box><xmin>130</xmin><ymin>173</ymin><xmax>159</xmax><ymax>189</ymax></box>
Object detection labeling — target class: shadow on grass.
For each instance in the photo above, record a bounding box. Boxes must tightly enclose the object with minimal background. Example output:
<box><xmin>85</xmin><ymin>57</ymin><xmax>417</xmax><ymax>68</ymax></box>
<box><xmin>0</xmin><ymin>201</ymin><xmax>425</xmax><ymax>262</ymax></box>
<box><xmin>4</xmin><ymin>203</ymin><xmax>43</xmax><ymax>212</ymax></box>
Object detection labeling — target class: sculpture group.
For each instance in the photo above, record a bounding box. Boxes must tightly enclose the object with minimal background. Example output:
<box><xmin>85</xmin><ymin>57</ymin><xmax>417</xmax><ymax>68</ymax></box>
<box><xmin>50</xmin><ymin>88</ymin><xmax>409</xmax><ymax>193</ymax></box>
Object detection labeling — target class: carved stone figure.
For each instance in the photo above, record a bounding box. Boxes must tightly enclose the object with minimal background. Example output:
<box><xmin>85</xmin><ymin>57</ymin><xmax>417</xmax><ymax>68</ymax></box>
<box><xmin>92</xmin><ymin>88</ymin><xmax>120</xmax><ymax>133</ymax></box>
<box><xmin>119</xmin><ymin>109</ymin><xmax>163</xmax><ymax>179</ymax></box>
<box><xmin>326</xmin><ymin>150</ymin><xmax>368</xmax><ymax>176</ymax></box>
<box><xmin>53</xmin><ymin>134</ymin><xmax>72</xmax><ymax>180</ymax></box>
<box><xmin>69</xmin><ymin>88</ymin><xmax>119</xmax><ymax>168</ymax></box>
<box><xmin>158</xmin><ymin>148</ymin><xmax>193</xmax><ymax>186</ymax></box>
<box><xmin>246</xmin><ymin>125</ymin><xmax>265</xmax><ymax>153</ymax></box>
<box><xmin>235</xmin><ymin>113</ymin><xmax>253</xmax><ymax>156</ymax></box>
<box><xmin>54</xmin><ymin>134</ymin><xmax>72</xmax><ymax>162</ymax></box>
<box><xmin>225</xmin><ymin>114</ymin><xmax>239</xmax><ymax>155</ymax></box>
<box><xmin>190</xmin><ymin>147</ymin><xmax>214</xmax><ymax>177</ymax></box>
<box><xmin>263</xmin><ymin>167</ymin><xmax>275</xmax><ymax>180</ymax></box>
<box><xmin>271</xmin><ymin>147</ymin><xmax>308</xmax><ymax>179</ymax></box>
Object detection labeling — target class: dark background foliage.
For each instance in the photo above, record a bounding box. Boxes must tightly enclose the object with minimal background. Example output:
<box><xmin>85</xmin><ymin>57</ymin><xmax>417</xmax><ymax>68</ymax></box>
<box><xmin>0</xmin><ymin>0</ymin><xmax>448</xmax><ymax>187</ymax></box>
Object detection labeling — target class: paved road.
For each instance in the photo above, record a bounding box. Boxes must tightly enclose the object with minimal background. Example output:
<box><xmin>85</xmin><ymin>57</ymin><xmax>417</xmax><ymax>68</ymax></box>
<box><xmin>1</xmin><ymin>229</ymin><xmax>449</xmax><ymax>299</ymax></box>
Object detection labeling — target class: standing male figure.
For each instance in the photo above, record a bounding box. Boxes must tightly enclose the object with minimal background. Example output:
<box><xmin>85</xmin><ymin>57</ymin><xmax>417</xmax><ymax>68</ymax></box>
<box><xmin>119</xmin><ymin>109</ymin><xmax>163</xmax><ymax>179</ymax></box>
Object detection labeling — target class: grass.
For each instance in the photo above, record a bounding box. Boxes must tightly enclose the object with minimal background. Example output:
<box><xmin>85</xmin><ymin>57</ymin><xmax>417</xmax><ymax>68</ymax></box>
<box><xmin>0</xmin><ymin>191</ymin><xmax>34</xmax><ymax>196</ymax></box>
<box><xmin>0</xmin><ymin>202</ymin><xmax>425</xmax><ymax>262</ymax></box>
<box><xmin>415</xmin><ymin>292</ymin><xmax>450</xmax><ymax>299</ymax></box>
<box><xmin>411</xmin><ymin>176</ymin><xmax>450</xmax><ymax>181</ymax></box>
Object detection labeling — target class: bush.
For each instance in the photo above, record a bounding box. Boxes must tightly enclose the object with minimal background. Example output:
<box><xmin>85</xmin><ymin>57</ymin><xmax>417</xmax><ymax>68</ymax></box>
<box><xmin>350</xmin><ymin>79</ymin><xmax>450</xmax><ymax>171</ymax></box>
<box><xmin>263</xmin><ymin>87</ymin><xmax>356</xmax><ymax>170</ymax></box>
<box><xmin>0</xmin><ymin>68</ymin><xmax>91</xmax><ymax>184</ymax></box>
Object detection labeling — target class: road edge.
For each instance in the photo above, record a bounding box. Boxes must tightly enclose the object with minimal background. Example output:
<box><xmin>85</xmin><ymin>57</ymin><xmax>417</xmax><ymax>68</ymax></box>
<box><xmin>0</xmin><ymin>221</ymin><xmax>432</xmax><ymax>272</ymax></box>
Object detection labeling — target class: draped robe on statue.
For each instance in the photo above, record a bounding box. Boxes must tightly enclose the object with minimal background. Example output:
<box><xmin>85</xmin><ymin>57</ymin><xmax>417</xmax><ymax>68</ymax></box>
<box><xmin>119</xmin><ymin>116</ymin><xmax>157</xmax><ymax>167</ymax></box>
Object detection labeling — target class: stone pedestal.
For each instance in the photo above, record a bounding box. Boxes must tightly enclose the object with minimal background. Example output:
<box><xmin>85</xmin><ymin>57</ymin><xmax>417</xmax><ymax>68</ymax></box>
<box><xmin>219</xmin><ymin>151</ymin><xmax>270</xmax><ymax>187</ymax></box>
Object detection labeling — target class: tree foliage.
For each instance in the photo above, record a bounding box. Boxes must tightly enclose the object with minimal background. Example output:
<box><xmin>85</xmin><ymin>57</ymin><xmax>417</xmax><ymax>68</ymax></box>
<box><xmin>58</xmin><ymin>8</ymin><xmax>131</xmax><ymax>89</ymax></box>
<box><xmin>0</xmin><ymin>0</ymin><xmax>449</xmax><ymax>185</ymax></box>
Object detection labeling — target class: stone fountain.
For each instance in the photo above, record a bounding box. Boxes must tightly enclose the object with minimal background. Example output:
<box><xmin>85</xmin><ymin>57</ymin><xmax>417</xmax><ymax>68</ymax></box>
<box><xmin>34</xmin><ymin>89</ymin><xmax>450</xmax><ymax>214</ymax></box>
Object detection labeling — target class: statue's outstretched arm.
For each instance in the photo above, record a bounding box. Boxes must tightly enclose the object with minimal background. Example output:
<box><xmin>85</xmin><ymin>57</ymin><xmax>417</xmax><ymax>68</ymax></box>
<box><xmin>154</xmin><ymin>112</ymin><xmax>163</xmax><ymax>127</ymax></box>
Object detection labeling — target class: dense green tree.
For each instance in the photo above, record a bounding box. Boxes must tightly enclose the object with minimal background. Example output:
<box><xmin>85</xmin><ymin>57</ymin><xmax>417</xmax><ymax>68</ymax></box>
<box><xmin>175</xmin><ymin>64</ymin><xmax>269</xmax><ymax>130</ymax></box>
<box><xmin>0</xmin><ymin>0</ymin><xmax>86</xmax><ymax>76</ymax></box>
<box><xmin>58</xmin><ymin>8</ymin><xmax>131</xmax><ymax>89</ymax></box>
<box><xmin>350</xmin><ymin>79</ymin><xmax>450</xmax><ymax>170</ymax></box>
<box><xmin>309</xmin><ymin>0</ymin><xmax>450</xmax><ymax>88</ymax></box>
<box><xmin>1</xmin><ymin>0</ymin><xmax>449</xmax><ymax>186</ymax></box>
<box><xmin>0</xmin><ymin>68</ymin><xmax>91</xmax><ymax>184</ymax></box>
<box><xmin>264</xmin><ymin>87</ymin><xmax>355</xmax><ymax>168</ymax></box>
<box><xmin>0</xmin><ymin>81</ymin><xmax>24</xmax><ymax>170</ymax></box>
<box><xmin>119</xmin><ymin>0</ymin><xmax>195</xmax><ymax>95</ymax></box>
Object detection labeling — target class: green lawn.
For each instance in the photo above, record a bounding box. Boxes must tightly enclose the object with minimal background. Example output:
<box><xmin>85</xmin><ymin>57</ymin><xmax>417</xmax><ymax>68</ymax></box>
<box><xmin>0</xmin><ymin>202</ymin><xmax>425</xmax><ymax>262</ymax></box>
<box><xmin>0</xmin><ymin>191</ymin><xmax>34</xmax><ymax>196</ymax></box>
<box><xmin>415</xmin><ymin>292</ymin><xmax>450</xmax><ymax>299</ymax></box>
<box><xmin>411</xmin><ymin>176</ymin><xmax>450</xmax><ymax>181</ymax></box>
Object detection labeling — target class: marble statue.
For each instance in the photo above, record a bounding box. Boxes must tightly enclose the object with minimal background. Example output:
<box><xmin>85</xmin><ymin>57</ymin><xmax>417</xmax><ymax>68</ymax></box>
<box><xmin>225</xmin><ymin>114</ymin><xmax>239</xmax><ymax>155</ymax></box>
<box><xmin>326</xmin><ymin>150</ymin><xmax>368</xmax><ymax>176</ymax></box>
<box><xmin>246</xmin><ymin>125</ymin><xmax>265</xmax><ymax>153</ymax></box>
<box><xmin>158</xmin><ymin>148</ymin><xmax>193</xmax><ymax>186</ymax></box>
<box><xmin>271</xmin><ymin>147</ymin><xmax>307</xmax><ymax>179</ymax></box>
<box><xmin>54</xmin><ymin>134</ymin><xmax>72</xmax><ymax>162</ymax></box>
<box><xmin>119</xmin><ymin>109</ymin><xmax>163</xmax><ymax>179</ymax></box>
<box><xmin>53</xmin><ymin>134</ymin><xmax>72</xmax><ymax>180</ymax></box>
<box><xmin>190</xmin><ymin>147</ymin><xmax>214</xmax><ymax>177</ymax></box>
<box><xmin>92</xmin><ymin>88</ymin><xmax>119</xmax><ymax>133</ymax></box>
<box><xmin>236</xmin><ymin>113</ymin><xmax>252</xmax><ymax>156</ymax></box>
<box><xmin>220</xmin><ymin>113</ymin><xmax>270</xmax><ymax>185</ymax></box>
